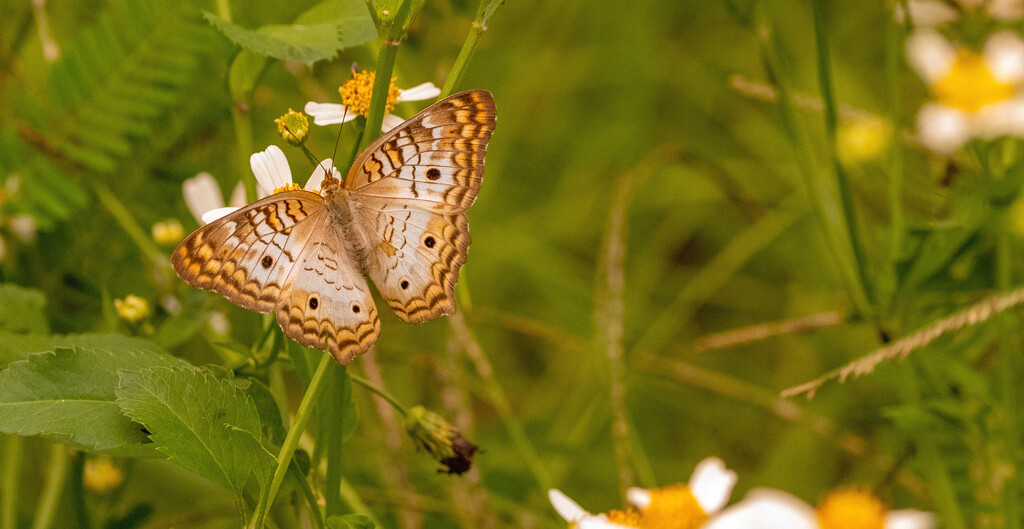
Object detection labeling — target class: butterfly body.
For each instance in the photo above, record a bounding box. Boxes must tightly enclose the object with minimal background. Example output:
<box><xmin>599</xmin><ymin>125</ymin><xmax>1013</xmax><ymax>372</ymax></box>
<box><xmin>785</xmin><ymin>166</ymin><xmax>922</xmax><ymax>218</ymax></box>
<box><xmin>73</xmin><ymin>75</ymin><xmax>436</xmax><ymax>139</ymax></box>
<box><xmin>173</xmin><ymin>90</ymin><xmax>495</xmax><ymax>363</ymax></box>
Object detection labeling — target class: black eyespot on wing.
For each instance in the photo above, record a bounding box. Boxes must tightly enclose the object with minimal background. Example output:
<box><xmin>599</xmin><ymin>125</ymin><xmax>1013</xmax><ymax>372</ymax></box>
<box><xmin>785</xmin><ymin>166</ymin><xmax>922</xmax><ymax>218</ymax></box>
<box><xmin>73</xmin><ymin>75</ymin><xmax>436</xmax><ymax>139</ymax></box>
<box><xmin>352</xmin><ymin>305</ymin><xmax>361</xmax><ymax>313</ymax></box>
<box><xmin>309</xmin><ymin>298</ymin><xmax>319</xmax><ymax>310</ymax></box>
<box><xmin>424</xmin><ymin>236</ymin><xmax>435</xmax><ymax>248</ymax></box>
<box><xmin>400</xmin><ymin>280</ymin><xmax>409</xmax><ymax>290</ymax></box>
<box><xmin>426</xmin><ymin>168</ymin><xmax>441</xmax><ymax>180</ymax></box>
<box><xmin>261</xmin><ymin>255</ymin><xmax>273</xmax><ymax>269</ymax></box>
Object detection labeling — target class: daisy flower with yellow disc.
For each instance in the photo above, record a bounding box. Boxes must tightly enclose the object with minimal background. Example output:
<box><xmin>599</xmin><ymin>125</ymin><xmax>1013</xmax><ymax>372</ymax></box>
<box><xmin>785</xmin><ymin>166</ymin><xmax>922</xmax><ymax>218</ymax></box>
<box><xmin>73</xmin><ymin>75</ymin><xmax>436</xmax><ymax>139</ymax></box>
<box><xmin>703</xmin><ymin>488</ymin><xmax>935</xmax><ymax>529</ymax></box>
<box><xmin>304</xmin><ymin>70</ymin><xmax>441</xmax><ymax>132</ymax></box>
<box><xmin>549</xmin><ymin>457</ymin><xmax>738</xmax><ymax>529</ymax></box>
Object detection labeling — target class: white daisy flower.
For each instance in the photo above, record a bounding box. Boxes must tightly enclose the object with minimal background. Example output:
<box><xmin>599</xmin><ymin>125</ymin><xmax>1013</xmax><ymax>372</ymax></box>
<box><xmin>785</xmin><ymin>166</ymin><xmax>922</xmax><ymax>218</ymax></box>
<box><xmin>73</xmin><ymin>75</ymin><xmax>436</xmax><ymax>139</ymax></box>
<box><xmin>548</xmin><ymin>489</ymin><xmax>637</xmax><ymax>529</ymax></box>
<box><xmin>897</xmin><ymin>0</ymin><xmax>1021</xmax><ymax>26</ymax></box>
<box><xmin>200</xmin><ymin>146</ymin><xmax>340</xmax><ymax>225</ymax></box>
<box><xmin>550</xmin><ymin>457</ymin><xmax>737</xmax><ymax>529</ymax></box>
<box><xmin>182</xmin><ymin>171</ymin><xmax>247</xmax><ymax>225</ymax></box>
<box><xmin>625</xmin><ymin>457</ymin><xmax>738</xmax><ymax>528</ymax></box>
<box><xmin>703</xmin><ymin>488</ymin><xmax>935</xmax><ymax>529</ymax></box>
<box><xmin>908</xmin><ymin>30</ymin><xmax>1024</xmax><ymax>154</ymax></box>
<box><xmin>304</xmin><ymin>70</ymin><xmax>440</xmax><ymax>132</ymax></box>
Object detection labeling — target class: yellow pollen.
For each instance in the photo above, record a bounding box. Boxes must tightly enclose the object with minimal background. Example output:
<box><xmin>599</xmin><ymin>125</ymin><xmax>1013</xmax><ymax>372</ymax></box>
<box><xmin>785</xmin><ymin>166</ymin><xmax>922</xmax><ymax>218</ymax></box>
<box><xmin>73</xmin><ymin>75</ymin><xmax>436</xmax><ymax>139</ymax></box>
<box><xmin>934</xmin><ymin>50</ymin><xmax>1015</xmax><ymax>112</ymax></box>
<box><xmin>339</xmin><ymin>70</ymin><xmax>401</xmax><ymax>117</ymax></box>
<box><xmin>816</xmin><ymin>489</ymin><xmax>887</xmax><ymax>529</ymax></box>
<box><xmin>638</xmin><ymin>484</ymin><xmax>707</xmax><ymax>529</ymax></box>
<box><xmin>272</xmin><ymin>183</ymin><xmax>302</xmax><ymax>194</ymax></box>
<box><xmin>275</xmin><ymin>109</ymin><xmax>309</xmax><ymax>145</ymax></box>
<box><xmin>606</xmin><ymin>508</ymin><xmax>642</xmax><ymax>527</ymax></box>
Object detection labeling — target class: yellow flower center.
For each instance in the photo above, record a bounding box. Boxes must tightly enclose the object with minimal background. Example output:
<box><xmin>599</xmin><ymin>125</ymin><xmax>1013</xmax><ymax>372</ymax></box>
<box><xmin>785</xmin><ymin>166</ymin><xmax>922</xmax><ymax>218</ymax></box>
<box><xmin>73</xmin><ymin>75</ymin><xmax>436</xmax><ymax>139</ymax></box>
<box><xmin>934</xmin><ymin>50</ymin><xmax>1015</xmax><ymax>112</ymax></box>
<box><xmin>83</xmin><ymin>457</ymin><xmax>124</xmax><ymax>493</ymax></box>
<box><xmin>638</xmin><ymin>484</ymin><xmax>707</xmax><ymax>529</ymax></box>
<box><xmin>837</xmin><ymin>117</ymin><xmax>892</xmax><ymax>165</ymax></box>
<box><xmin>274</xmin><ymin>109</ymin><xmax>309</xmax><ymax>146</ymax></box>
<box><xmin>339</xmin><ymin>70</ymin><xmax>401</xmax><ymax>117</ymax></box>
<box><xmin>273</xmin><ymin>183</ymin><xmax>302</xmax><ymax>194</ymax></box>
<box><xmin>816</xmin><ymin>489</ymin><xmax>887</xmax><ymax>529</ymax></box>
<box><xmin>607</xmin><ymin>508</ymin><xmax>643</xmax><ymax>527</ymax></box>
<box><xmin>114</xmin><ymin>295</ymin><xmax>150</xmax><ymax>324</ymax></box>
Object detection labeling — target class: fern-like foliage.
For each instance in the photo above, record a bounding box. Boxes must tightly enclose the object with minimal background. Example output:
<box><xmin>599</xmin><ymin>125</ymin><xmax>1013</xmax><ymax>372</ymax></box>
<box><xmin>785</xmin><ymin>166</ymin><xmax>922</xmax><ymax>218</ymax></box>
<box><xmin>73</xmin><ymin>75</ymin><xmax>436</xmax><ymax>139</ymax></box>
<box><xmin>46</xmin><ymin>0</ymin><xmax>213</xmax><ymax>173</ymax></box>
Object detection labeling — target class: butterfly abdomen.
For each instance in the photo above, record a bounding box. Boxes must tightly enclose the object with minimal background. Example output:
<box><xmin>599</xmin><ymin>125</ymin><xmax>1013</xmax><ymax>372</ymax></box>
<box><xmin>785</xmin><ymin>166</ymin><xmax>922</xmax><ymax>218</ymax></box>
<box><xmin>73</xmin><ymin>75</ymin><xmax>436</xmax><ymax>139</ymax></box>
<box><xmin>327</xmin><ymin>190</ymin><xmax>373</xmax><ymax>276</ymax></box>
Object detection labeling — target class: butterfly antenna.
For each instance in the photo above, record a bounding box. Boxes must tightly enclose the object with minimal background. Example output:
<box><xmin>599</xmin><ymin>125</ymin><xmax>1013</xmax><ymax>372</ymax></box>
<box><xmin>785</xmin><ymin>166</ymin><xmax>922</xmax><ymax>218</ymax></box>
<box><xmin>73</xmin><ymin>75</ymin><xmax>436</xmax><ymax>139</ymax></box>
<box><xmin>329</xmin><ymin>105</ymin><xmax>350</xmax><ymax>181</ymax></box>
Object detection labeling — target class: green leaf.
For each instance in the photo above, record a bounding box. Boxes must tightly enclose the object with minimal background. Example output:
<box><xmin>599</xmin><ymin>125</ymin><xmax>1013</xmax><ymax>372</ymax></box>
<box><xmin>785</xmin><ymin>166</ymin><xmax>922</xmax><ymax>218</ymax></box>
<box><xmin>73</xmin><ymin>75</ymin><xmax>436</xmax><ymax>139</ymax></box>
<box><xmin>232</xmin><ymin>376</ymin><xmax>287</xmax><ymax>447</ymax></box>
<box><xmin>228</xmin><ymin>49</ymin><xmax>268</xmax><ymax>103</ymax></box>
<box><xmin>327</xmin><ymin>514</ymin><xmax>376</xmax><ymax>529</ymax></box>
<box><xmin>204</xmin><ymin>0</ymin><xmax>376</xmax><ymax>67</ymax></box>
<box><xmin>0</xmin><ymin>332</ymin><xmax>169</xmax><ymax>369</ymax></box>
<box><xmin>0</xmin><ymin>342</ymin><xmax>187</xmax><ymax>454</ymax></box>
<box><xmin>115</xmin><ymin>366</ymin><xmax>274</xmax><ymax>499</ymax></box>
<box><xmin>0</xmin><ymin>284</ymin><xmax>48</xmax><ymax>334</ymax></box>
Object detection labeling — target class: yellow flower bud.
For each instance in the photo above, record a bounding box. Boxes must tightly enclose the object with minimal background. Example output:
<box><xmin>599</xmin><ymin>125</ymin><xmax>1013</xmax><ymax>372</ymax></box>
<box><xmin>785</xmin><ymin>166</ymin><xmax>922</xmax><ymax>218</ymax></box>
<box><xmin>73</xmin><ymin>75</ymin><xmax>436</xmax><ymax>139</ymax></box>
<box><xmin>275</xmin><ymin>109</ymin><xmax>309</xmax><ymax>146</ymax></box>
<box><xmin>115</xmin><ymin>295</ymin><xmax>150</xmax><ymax>324</ymax></box>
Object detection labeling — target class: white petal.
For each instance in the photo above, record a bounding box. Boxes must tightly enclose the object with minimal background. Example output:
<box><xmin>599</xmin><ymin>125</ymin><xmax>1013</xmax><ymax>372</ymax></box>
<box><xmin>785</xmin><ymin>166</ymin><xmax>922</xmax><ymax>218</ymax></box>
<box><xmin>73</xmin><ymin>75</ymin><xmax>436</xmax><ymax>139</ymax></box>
<box><xmin>987</xmin><ymin>0</ymin><xmax>1023</xmax><ymax>20</ymax></box>
<box><xmin>183</xmin><ymin>172</ymin><xmax>225</xmax><ymax>224</ymax></box>
<box><xmin>307</xmin><ymin>158</ymin><xmax>340</xmax><ymax>192</ymax></box>
<box><xmin>975</xmin><ymin>98</ymin><xmax>1024</xmax><ymax>138</ymax></box>
<box><xmin>397</xmin><ymin>82</ymin><xmax>441</xmax><ymax>102</ymax></box>
<box><xmin>625</xmin><ymin>487</ymin><xmax>651</xmax><ymax>510</ymax></box>
<box><xmin>201</xmin><ymin>206</ymin><xmax>241</xmax><ymax>225</ymax></box>
<box><xmin>984</xmin><ymin>31</ymin><xmax>1024</xmax><ymax>83</ymax></box>
<box><xmin>885</xmin><ymin>509</ymin><xmax>937</xmax><ymax>529</ymax></box>
<box><xmin>577</xmin><ymin>517</ymin><xmax>635</xmax><ymax>529</ymax></box>
<box><xmin>250</xmin><ymin>145</ymin><xmax>292</xmax><ymax>196</ymax></box>
<box><xmin>703</xmin><ymin>489</ymin><xmax>817</xmax><ymax>529</ymax></box>
<box><xmin>304</xmin><ymin>101</ymin><xmax>357</xmax><ymax>126</ymax></box>
<box><xmin>917</xmin><ymin>103</ymin><xmax>972</xmax><ymax>154</ymax></box>
<box><xmin>689</xmin><ymin>457</ymin><xmax>738</xmax><ymax>515</ymax></box>
<box><xmin>382</xmin><ymin>113</ymin><xmax>406</xmax><ymax>133</ymax></box>
<box><xmin>906</xmin><ymin>30</ymin><xmax>957</xmax><ymax>83</ymax></box>
<box><xmin>548</xmin><ymin>489</ymin><xmax>588</xmax><ymax>522</ymax></box>
<box><xmin>9</xmin><ymin>215</ymin><xmax>36</xmax><ymax>242</ymax></box>
<box><xmin>229</xmin><ymin>181</ymin><xmax>248</xmax><ymax>207</ymax></box>
<box><xmin>895</xmin><ymin>0</ymin><xmax>958</xmax><ymax>26</ymax></box>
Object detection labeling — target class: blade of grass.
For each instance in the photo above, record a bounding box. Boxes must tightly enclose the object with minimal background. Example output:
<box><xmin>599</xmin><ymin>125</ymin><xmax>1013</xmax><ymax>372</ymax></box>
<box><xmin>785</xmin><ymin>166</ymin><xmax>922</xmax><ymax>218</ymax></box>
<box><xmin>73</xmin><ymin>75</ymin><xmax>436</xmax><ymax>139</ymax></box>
<box><xmin>1</xmin><ymin>436</ymin><xmax>22</xmax><ymax>529</ymax></box>
<box><xmin>30</xmin><ymin>444</ymin><xmax>69</xmax><ymax>529</ymax></box>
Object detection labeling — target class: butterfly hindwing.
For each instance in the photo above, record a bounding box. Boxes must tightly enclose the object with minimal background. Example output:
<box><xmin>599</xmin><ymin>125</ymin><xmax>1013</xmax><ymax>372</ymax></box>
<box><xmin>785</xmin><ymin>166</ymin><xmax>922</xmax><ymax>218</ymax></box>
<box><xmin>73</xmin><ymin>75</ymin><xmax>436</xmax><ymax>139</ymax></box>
<box><xmin>355</xmin><ymin>204</ymin><xmax>470</xmax><ymax>322</ymax></box>
<box><xmin>345</xmin><ymin>90</ymin><xmax>495</xmax><ymax>214</ymax></box>
<box><xmin>275</xmin><ymin>226</ymin><xmax>381</xmax><ymax>363</ymax></box>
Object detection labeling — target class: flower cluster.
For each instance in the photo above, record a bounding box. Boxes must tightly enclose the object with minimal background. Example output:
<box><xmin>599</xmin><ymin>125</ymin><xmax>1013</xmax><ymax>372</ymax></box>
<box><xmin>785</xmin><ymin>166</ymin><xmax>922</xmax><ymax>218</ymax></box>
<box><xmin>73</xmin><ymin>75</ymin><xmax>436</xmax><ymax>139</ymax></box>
<box><xmin>548</xmin><ymin>457</ymin><xmax>934</xmax><ymax>529</ymax></box>
<box><xmin>904</xmin><ymin>0</ymin><xmax>1024</xmax><ymax>154</ymax></box>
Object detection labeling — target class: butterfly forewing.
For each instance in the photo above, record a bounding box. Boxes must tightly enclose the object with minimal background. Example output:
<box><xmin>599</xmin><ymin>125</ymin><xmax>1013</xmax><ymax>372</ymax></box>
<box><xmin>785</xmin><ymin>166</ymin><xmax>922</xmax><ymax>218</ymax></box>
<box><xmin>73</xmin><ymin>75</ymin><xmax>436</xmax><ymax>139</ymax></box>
<box><xmin>173</xmin><ymin>192</ymin><xmax>326</xmax><ymax>313</ymax></box>
<box><xmin>345</xmin><ymin>90</ymin><xmax>495</xmax><ymax>214</ymax></box>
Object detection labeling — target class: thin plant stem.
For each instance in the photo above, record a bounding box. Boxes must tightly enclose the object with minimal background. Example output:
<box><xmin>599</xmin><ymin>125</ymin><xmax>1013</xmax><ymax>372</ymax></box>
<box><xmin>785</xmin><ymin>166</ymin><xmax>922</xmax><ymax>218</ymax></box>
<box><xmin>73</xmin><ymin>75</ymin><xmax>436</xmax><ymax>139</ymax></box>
<box><xmin>755</xmin><ymin>5</ymin><xmax>873</xmax><ymax>318</ymax></box>
<box><xmin>1</xmin><ymin>436</ymin><xmax>22</xmax><ymax>529</ymax></box>
<box><xmin>358</xmin><ymin>42</ymin><xmax>400</xmax><ymax>152</ymax></box>
<box><xmin>232</xmin><ymin>105</ymin><xmax>257</xmax><ymax>203</ymax></box>
<box><xmin>596</xmin><ymin>165</ymin><xmax>640</xmax><ymax>495</ymax></box>
<box><xmin>288</xmin><ymin>461</ymin><xmax>325</xmax><ymax>529</ymax></box>
<box><xmin>91</xmin><ymin>180</ymin><xmax>166</xmax><ymax>272</ymax></box>
<box><xmin>249</xmin><ymin>352</ymin><xmax>334</xmax><ymax>529</ymax></box>
<box><xmin>30</xmin><ymin>444</ymin><xmax>69</xmax><ymax>529</ymax></box>
<box><xmin>809</xmin><ymin>0</ymin><xmax>875</xmax><ymax>312</ymax></box>
<box><xmin>884</xmin><ymin>6</ymin><xmax>906</xmax><ymax>317</ymax></box>
<box><xmin>324</xmin><ymin>368</ymin><xmax>345</xmax><ymax>518</ymax></box>
<box><xmin>448</xmin><ymin>312</ymin><xmax>553</xmax><ymax>490</ymax></box>
<box><xmin>439</xmin><ymin>0</ymin><xmax>505</xmax><ymax>98</ymax></box>
<box><xmin>350</xmin><ymin>373</ymin><xmax>408</xmax><ymax>415</ymax></box>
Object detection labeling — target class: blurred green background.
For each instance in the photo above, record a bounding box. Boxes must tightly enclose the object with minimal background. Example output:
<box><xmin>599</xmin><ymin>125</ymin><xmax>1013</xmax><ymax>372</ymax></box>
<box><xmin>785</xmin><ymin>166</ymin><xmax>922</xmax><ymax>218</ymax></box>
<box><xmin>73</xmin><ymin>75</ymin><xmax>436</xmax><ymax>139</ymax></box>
<box><xmin>3</xmin><ymin>0</ymin><xmax>1019</xmax><ymax>527</ymax></box>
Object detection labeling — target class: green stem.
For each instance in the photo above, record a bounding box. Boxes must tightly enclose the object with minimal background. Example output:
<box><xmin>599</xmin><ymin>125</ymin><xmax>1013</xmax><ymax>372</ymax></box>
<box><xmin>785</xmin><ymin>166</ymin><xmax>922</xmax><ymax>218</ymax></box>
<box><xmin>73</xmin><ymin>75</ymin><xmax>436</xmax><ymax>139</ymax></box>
<box><xmin>755</xmin><ymin>6</ymin><xmax>872</xmax><ymax>318</ymax></box>
<box><xmin>1</xmin><ymin>436</ymin><xmax>22</xmax><ymax>529</ymax></box>
<box><xmin>324</xmin><ymin>369</ymin><xmax>345</xmax><ymax>517</ymax></box>
<box><xmin>809</xmin><ymin>0</ymin><xmax>875</xmax><ymax>313</ymax></box>
<box><xmin>288</xmin><ymin>461</ymin><xmax>325</xmax><ymax>529</ymax></box>
<box><xmin>232</xmin><ymin>104</ymin><xmax>257</xmax><ymax>203</ymax></box>
<box><xmin>439</xmin><ymin>0</ymin><xmax>489</xmax><ymax>98</ymax></box>
<box><xmin>884</xmin><ymin>7</ymin><xmax>906</xmax><ymax>316</ymax></box>
<box><xmin>358</xmin><ymin>42</ymin><xmax>400</xmax><ymax>152</ymax></box>
<box><xmin>91</xmin><ymin>180</ymin><xmax>166</xmax><ymax>271</ymax></box>
<box><xmin>31</xmin><ymin>444</ymin><xmax>69</xmax><ymax>529</ymax></box>
<box><xmin>249</xmin><ymin>353</ymin><xmax>334</xmax><ymax>529</ymax></box>
<box><xmin>349</xmin><ymin>373</ymin><xmax>408</xmax><ymax>415</ymax></box>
